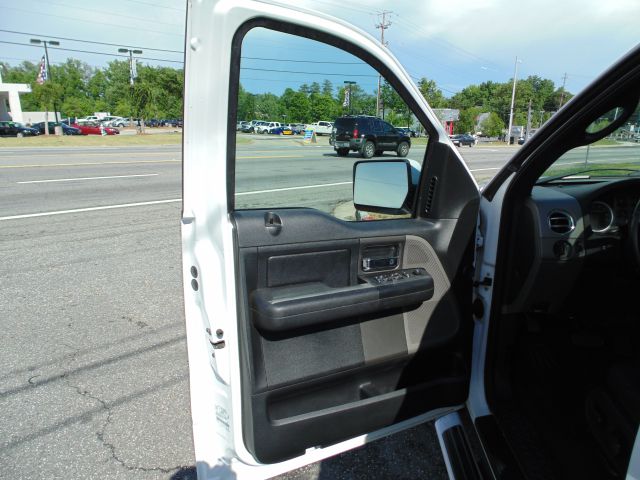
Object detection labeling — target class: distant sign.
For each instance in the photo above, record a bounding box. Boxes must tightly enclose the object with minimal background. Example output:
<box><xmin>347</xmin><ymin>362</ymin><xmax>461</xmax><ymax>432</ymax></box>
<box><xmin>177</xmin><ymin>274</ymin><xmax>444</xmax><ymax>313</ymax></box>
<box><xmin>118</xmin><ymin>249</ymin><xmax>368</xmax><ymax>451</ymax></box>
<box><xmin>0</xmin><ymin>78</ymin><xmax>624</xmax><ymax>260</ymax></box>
<box><xmin>303</xmin><ymin>129</ymin><xmax>317</xmax><ymax>144</ymax></box>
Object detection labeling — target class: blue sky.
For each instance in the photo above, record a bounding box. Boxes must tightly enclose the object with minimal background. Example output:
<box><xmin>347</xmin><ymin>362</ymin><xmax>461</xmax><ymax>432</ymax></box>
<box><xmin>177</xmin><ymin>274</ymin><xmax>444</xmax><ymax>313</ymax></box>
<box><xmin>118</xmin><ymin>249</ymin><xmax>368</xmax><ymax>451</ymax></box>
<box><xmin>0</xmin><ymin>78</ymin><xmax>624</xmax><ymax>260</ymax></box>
<box><xmin>1</xmin><ymin>0</ymin><xmax>639</xmax><ymax>97</ymax></box>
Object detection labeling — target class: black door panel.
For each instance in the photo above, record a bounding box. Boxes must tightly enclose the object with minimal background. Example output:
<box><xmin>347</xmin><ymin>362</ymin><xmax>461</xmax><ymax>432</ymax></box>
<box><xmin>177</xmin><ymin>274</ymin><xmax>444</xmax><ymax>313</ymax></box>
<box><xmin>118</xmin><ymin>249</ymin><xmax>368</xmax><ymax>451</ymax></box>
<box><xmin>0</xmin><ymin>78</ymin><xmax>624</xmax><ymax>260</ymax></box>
<box><xmin>233</xmin><ymin>209</ymin><xmax>475</xmax><ymax>463</ymax></box>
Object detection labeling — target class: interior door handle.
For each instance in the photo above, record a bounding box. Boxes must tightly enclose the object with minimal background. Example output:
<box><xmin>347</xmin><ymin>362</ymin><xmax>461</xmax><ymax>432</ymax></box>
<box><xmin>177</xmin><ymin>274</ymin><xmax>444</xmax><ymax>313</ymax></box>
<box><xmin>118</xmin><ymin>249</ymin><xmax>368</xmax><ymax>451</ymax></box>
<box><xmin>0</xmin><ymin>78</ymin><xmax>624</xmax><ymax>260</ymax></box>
<box><xmin>264</xmin><ymin>212</ymin><xmax>282</xmax><ymax>236</ymax></box>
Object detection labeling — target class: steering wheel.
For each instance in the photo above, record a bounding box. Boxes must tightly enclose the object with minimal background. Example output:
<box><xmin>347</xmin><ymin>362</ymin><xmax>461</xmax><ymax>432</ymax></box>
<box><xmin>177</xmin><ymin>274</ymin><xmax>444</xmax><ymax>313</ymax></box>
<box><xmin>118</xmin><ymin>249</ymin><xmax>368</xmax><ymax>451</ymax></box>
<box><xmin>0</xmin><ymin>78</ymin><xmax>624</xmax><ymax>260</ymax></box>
<box><xmin>631</xmin><ymin>198</ymin><xmax>640</xmax><ymax>270</ymax></box>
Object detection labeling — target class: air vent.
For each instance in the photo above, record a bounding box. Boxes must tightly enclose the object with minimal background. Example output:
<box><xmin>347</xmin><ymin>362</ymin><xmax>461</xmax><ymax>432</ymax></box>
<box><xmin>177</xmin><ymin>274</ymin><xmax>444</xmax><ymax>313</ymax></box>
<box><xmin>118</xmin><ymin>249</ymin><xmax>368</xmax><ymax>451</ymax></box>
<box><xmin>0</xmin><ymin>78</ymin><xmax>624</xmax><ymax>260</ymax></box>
<box><xmin>548</xmin><ymin>211</ymin><xmax>575</xmax><ymax>234</ymax></box>
<box><xmin>424</xmin><ymin>176</ymin><xmax>438</xmax><ymax>214</ymax></box>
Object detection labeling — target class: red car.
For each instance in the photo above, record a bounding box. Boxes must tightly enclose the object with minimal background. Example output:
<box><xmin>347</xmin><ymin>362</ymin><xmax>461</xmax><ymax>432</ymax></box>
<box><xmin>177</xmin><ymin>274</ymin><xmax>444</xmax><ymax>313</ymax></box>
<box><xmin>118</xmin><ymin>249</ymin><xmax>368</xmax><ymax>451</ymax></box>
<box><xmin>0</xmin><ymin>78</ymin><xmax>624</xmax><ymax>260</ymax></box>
<box><xmin>71</xmin><ymin>122</ymin><xmax>120</xmax><ymax>135</ymax></box>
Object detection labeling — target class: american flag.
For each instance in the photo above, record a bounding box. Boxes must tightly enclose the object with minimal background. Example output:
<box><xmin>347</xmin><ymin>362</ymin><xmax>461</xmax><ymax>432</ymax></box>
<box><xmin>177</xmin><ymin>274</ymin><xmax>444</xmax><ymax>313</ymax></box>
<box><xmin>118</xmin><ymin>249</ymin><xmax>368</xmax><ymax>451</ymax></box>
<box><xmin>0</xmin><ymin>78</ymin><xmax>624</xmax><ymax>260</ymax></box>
<box><xmin>36</xmin><ymin>56</ymin><xmax>47</xmax><ymax>85</ymax></box>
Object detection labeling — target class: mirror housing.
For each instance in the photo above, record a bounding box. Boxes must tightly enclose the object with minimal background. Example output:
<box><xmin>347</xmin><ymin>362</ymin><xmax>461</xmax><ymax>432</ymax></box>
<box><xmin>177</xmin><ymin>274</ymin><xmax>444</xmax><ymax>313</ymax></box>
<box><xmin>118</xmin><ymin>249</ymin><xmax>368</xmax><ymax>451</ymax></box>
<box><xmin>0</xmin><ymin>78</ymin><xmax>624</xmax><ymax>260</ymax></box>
<box><xmin>353</xmin><ymin>160</ymin><xmax>419</xmax><ymax>215</ymax></box>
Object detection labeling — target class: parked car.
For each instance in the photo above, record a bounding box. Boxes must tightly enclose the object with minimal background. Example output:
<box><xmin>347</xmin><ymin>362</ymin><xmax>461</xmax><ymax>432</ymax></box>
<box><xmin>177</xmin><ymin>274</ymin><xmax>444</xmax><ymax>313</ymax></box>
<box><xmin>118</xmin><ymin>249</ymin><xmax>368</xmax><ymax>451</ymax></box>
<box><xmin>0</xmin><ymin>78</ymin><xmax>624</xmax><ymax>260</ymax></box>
<box><xmin>256</xmin><ymin>121</ymin><xmax>282</xmax><ymax>134</ymax></box>
<box><xmin>451</xmin><ymin>133</ymin><xmax>476</xmax><ymax>147</ymax></box>
<box><xmin>0</xmin><ymin>121</ymin><xmax>39</xmax><ymax>137</ymax></box>
<box><xmin>330</xmin><ymin>115</ymin><xmax>411</xmax><ymax>158</ymax></box>
<box><xmin>395</xmin><ymin>126</ymin><xmax>418</xmax><ymax>137</ymax></box>
<box><xmin>108</xmin><ymin>118</ymin><xmax>130</xmax><ymax>128</ymax></box>
<box><xmin>71</xmin><ymin>122</ymin><xmax>119</xmax><ymax>135</ymax></box>
<box><xmin>305</xmin><ymin>120</ymin><xmax>333</xmax><ymax>135</ymax></box>
<box><xmin>242</xmin><ymin>120</ymin><xmax>267</xmax><ymax>133</ymax></box>
<box><xmin>99</xmin><ymin>116</ymin><xmax>125</xmax><ymax>127</ymax></box>
<box><xmin>76</xmin><ymin>115</ymin><xmax>101</xmax><ymax>124</ymax></box>
<box><xmin>164</xmin><ymin>118</ymin><xmax>183</xmax><ymax>128</ymax></box>
<box><xmin>237</xmin><ymin>121</ymin><xmax>250</xmax><ymax>131</ymax></box>
<box><xmin>33</xmin><ymin>122</ymin><xmax>84</xmax><ymax>135</ymax></box>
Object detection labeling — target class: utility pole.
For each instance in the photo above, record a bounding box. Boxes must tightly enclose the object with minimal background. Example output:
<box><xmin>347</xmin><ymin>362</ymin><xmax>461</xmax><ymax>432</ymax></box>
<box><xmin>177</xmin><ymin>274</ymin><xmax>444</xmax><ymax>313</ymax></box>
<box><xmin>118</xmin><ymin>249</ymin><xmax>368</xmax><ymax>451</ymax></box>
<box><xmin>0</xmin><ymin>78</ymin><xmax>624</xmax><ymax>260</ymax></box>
<box><xmin>30</xmin><ymin>38</ymin><xmax>60</xmax><ymax>124</ymax></box>
<box><xmin>375</xmin><ymin>10</ymin><xmax>392</xmax><ymax>118</ymax></box>
<box><xmin>558</xmin><ymin>73</ymin><xmax>568</xmax><ymax>109</ymax></box>
<box><xmin>526</xmin><ymin>99</ymin><xmax>532</xmax><ymax>141</ymax></box>
<box><xmin>118</xmin><ymin>48</ymin><xmax>143</xmax><ymax>132</ymax></box>
<box><xmin>506</xmin><ymin>56</ymin><xmax>521</xmax><ymax>144</ymax></box>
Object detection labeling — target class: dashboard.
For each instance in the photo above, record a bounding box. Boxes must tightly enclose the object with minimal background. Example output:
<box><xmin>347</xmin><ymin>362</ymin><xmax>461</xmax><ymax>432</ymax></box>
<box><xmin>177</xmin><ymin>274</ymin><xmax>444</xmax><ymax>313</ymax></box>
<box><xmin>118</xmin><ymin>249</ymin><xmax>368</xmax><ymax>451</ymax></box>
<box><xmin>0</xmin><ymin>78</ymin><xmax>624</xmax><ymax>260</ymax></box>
<box><xmin>505</xmin><ymin>176</ymin><xmax>640</xmax><ymax>313</ymax></box>
<box><xmin>534</xmin><ymin>177</ymin><xmax>640</xmax><ymax>260</ymax></box>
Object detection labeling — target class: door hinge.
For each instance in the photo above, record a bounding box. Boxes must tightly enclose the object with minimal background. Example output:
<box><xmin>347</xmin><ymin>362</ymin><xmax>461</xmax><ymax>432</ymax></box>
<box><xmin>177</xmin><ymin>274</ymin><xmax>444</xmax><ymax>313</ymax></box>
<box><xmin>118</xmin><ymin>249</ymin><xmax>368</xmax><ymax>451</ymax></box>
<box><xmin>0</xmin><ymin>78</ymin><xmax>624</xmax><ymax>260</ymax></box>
<box><xmin>473</xmin><ymin>276</ymin><xmax>493</xmax><ymax>288</ymax></box>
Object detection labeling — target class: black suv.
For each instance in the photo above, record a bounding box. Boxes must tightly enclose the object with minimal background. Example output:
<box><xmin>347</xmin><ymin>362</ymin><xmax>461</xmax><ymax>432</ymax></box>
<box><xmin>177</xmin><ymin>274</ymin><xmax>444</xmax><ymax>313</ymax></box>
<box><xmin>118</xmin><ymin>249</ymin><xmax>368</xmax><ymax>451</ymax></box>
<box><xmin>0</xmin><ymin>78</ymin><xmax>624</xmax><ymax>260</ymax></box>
<box><xmin>330</xmin><ymin>115</ymin><xmax>411</xmax><ymax>158</ymax></box>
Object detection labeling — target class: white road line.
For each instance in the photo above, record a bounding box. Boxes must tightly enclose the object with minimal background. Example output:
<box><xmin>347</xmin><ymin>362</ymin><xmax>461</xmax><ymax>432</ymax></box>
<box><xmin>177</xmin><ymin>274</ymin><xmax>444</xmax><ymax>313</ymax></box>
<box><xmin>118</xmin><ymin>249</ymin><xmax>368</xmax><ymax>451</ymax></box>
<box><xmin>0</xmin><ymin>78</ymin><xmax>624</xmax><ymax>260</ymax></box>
<box><xmin>469</xmin><ymin>167</ymin><xmax>502</xmax><ymax>172</ymax></box>
<box><xmin>0</xmin><ymin>181</ymin><xmax>354</xmax><ymax>221</ymax></box>
<box><xmin>17</xmin><ymin>173</ymin><xmax>159</xmax><ymax>184</ymax></box>
<box><xmin>0</xmin><ymin>199</ymin><xmax>181</xmax><ymax>221</ymax></box>
<box><xmin>236</xmin><ymin>181</ymin><xmax>353</xmax><ymax>196</ymax></box>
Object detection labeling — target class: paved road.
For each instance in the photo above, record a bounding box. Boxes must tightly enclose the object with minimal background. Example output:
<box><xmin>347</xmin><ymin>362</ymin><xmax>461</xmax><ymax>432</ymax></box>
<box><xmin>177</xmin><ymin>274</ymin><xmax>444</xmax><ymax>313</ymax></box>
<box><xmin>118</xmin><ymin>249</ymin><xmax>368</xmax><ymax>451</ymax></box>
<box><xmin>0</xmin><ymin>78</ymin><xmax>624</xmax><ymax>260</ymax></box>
<box><xmin>2</xmin><ymin>138</ymin><xmax>633</xmax><ymax>479</ymax></box>
<box><xmin>0</xmin><ymin>139</ymin><xmax>518</xmax><ymax>219</ymax></box>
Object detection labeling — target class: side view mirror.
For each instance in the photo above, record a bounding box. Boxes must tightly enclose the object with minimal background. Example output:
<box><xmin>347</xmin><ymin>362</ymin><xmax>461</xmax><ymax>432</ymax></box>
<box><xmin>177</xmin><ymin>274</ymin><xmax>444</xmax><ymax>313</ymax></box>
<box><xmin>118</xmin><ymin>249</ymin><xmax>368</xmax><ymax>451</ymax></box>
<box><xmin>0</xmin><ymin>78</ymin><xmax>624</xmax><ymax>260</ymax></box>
<box><xmin>353</xmin><ymin>160</ymin><xmax>420</xmax><ymax>215</ymax></box>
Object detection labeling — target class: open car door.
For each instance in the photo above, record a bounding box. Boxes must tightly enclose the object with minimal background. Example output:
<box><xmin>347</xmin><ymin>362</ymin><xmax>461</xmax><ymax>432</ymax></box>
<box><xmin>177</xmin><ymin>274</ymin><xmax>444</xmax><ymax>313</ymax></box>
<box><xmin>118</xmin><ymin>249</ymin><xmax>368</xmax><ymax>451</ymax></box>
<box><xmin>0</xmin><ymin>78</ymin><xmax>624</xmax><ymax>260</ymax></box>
<box><xmin>182</xmin><ymin>1</ymin><xmax>480</xmax><ymax>478</ymax></box>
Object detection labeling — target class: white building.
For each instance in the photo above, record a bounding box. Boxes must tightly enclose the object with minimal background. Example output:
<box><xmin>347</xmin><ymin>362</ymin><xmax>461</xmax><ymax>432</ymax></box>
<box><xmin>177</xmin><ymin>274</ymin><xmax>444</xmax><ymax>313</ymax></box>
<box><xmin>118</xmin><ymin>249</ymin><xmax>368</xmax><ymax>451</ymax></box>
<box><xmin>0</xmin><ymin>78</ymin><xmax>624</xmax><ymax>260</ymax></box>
<box><xmin>0</xmin><ymin>72</ymin><xmax>32</xmax><ymax>123</ymax></box>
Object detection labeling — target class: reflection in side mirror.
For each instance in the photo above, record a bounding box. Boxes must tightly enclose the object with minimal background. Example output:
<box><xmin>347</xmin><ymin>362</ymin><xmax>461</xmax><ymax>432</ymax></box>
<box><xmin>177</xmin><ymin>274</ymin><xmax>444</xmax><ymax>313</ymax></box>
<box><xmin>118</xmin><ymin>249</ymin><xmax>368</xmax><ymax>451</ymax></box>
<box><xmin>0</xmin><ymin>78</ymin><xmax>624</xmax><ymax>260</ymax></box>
<box><xmin>353</xmin><ymin>160</ymin><xmax>411</xmax><ymax>214</ymax></box>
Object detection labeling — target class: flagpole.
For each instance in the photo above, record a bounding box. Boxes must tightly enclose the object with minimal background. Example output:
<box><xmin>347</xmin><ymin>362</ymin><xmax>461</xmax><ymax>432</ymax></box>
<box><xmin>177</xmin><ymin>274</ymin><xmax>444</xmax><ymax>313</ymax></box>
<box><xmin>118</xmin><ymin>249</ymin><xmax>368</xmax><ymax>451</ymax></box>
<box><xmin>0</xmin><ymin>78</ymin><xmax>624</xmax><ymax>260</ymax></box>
<box><xmin>43</xmin><ymin>41</ymin><xmax>59</xmax><ymax>124</ymax></box>
<box><xmin>31</xmin><ymin>38</ymin><xmax>61</xmax><ymax>124</ymax></box>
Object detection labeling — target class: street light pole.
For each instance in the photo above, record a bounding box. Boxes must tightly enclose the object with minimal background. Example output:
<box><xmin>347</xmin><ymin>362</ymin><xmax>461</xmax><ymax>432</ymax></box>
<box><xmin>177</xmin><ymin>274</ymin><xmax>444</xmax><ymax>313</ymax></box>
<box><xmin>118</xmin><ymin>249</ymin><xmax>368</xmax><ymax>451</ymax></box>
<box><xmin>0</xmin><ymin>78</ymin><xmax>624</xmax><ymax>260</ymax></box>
<box><xmin>118</xmin><ymin>48</ymin><xmax>143</xmax><ymax>131</ymax></box>
<box><xmin>344</xmin><ymin>81</ymin><xmax>356</xmax><ymax>115</ymax></box>
<box><xmin>30</xmin><ymin>38</ymin><xmax>61</xmax><ymax>123</ymax></box>
<box><xmin>506</xmin><ymin>56</ymin><xmax>521</xmax><ymax>144</ymax></box>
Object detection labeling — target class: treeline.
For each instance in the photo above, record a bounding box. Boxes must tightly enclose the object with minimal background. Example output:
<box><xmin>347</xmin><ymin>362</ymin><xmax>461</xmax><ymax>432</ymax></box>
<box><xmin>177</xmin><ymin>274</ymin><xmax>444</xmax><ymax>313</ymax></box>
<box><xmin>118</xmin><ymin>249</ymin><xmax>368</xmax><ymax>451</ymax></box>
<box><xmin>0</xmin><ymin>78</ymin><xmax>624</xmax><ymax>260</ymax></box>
<box><xmin>1</xmin><ymin>59</ymin><xmax>572</xmax><ymax>135</ymax></box>
<box><xmin>1</xmin><ymin>59</ymin><xmax>183</xmax><ymax>119</ymax></box>
<box><xmin>240</xmin><ymin>76</ymin><xmax>573</xmax><ymax>137</ymax></box>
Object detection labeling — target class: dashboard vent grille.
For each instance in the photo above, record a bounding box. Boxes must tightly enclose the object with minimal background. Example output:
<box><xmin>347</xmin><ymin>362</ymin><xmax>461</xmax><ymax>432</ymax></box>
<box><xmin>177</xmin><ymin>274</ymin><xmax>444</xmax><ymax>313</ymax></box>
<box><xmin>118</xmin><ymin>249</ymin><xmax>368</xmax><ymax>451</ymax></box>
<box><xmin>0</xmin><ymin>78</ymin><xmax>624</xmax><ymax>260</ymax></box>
<box><xmin>548</xmin><ymin>211</ymin><xmax>575</xmax><ymax>234</ymax></box>
<box><xmin>424</xmin><ymin>176</ymin><xmax>438</xmax><ymax>214</ymax></box>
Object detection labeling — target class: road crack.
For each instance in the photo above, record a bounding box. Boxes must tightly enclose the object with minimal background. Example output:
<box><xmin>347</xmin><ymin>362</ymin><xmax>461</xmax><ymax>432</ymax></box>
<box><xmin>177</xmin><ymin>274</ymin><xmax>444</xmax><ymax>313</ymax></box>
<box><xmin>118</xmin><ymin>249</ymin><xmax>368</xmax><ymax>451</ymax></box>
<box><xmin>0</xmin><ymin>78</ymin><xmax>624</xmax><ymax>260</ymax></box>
<box><xmin>63</xmin><ymin>379</ymin><xmax>189</xmax><ymax>474</ymax></box>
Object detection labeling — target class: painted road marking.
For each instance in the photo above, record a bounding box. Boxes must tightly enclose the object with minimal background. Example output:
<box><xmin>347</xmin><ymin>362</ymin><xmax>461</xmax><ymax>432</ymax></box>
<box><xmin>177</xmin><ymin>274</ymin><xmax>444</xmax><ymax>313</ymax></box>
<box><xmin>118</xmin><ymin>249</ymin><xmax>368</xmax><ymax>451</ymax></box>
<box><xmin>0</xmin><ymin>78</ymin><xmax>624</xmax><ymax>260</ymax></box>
<box><xmin>17</xmin><ymin>173</ymin><xmax>159</xmax><ymax>184</ymax></box>
<box><xmin>0</xmin><ymin>159</ymin><xmax>179</xmax><ymax>168</ymax></box>
<box><xmin>0</xmin><ymin>181</ymin><xmax>352</xmax><ymax>220</ymax></box>
<box><xmin>236</xmin><ymin>181</ymin><xmax>352</xmax><ymax>196</ymax></box>
<box><xmin>0</xmin><ymin>199</ymin><xmax>181</xmax><ymax>221</ymax></box>
<box><xmin>469</xmin><ymin>167</ymin><xmax>502</xmax><ymax>172</ymax></box>
<box><xmin>0</xmin><ymin>154</ymin><xmax>298</xmax><ymax>169</ymax></box>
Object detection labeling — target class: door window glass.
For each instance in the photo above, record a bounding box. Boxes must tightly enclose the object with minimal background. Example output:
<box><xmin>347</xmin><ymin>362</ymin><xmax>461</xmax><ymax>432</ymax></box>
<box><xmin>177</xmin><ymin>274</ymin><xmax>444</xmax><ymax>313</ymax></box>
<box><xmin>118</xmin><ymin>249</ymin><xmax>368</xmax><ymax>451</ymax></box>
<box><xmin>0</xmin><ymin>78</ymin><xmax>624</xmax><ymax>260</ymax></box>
<box><xmin>539</xmin><ymin>101</ymin><xmax>640</xmax><ymax>180</ymax></box>
<box><xmin>233</xmin><ymin>27</ymin><xmax>428</xmax><ymax>221</ymax></box>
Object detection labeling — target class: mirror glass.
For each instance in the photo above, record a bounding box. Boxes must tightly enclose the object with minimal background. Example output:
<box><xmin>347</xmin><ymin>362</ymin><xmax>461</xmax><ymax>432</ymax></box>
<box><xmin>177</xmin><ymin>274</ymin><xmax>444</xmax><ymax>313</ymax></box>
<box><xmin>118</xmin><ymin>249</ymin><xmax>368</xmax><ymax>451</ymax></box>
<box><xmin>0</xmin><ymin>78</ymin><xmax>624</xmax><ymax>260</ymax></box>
<box><xmin>353</xmin><ymin>161</ymin><xmax>409</xmax><ymax>210</ymax></box>
<box><xmin>585</xmin><ymin>107</ymin><xmax>624</xmax><ymax>134</ymax></box>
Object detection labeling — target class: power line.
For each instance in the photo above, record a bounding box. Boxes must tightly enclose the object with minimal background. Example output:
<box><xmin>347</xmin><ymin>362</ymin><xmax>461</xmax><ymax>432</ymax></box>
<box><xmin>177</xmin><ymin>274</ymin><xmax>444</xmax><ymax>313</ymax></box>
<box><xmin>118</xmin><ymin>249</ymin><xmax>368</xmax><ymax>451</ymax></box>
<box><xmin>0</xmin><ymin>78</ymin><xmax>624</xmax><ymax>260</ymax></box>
<box><xmin>242</xmin><ymin>56</ymin><xmax>365</xmax><ymax>65</ymax></box>
<box><xmin>120</xmin><ymin>0</ymin><xmax>185</xmax><ymax>12</ymax></box>
<box><xmin>27</xmin><ymin>0</ymin><xmax>182</xmax><ymax>28</ymax></box>
<box><xmin>0</xmin><ymin>40</ymin><xmax>183</xmax><ymax>64</ymax></box>
<box><xmin>240</xmin><ymin>67</ymin><xmax>377</xmax><ymax>77</ymax></box>
<box><xmin>0</xmin><ymin>29</ymin><xmax>183</xmax><ymax>54</ymax></box>
<box><xmin>4</xmin><ymin>6</ymin><xmax>183</xmax><ymax>38</ymax></box>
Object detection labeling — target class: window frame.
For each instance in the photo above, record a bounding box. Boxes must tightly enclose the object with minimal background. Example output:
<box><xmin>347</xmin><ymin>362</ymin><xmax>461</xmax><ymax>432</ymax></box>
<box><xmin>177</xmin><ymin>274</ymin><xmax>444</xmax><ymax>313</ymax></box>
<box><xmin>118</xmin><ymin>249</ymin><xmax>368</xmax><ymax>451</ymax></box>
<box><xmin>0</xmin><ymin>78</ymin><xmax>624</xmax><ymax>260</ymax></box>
<box><xmin>227</xmin><ymin>18</ymin><xmax>439</xmax><ymax>216</ymax></box>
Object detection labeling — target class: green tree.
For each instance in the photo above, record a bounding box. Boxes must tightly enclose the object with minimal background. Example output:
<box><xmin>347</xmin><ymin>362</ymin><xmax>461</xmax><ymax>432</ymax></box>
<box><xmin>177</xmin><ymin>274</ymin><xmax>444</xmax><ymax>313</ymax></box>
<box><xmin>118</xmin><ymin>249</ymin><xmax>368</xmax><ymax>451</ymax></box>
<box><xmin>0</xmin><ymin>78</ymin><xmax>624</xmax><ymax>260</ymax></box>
<box><xmin>417</xmin><ymin>78</ymin><xmax>445</xmax><ymax>108</ymax></box>
<box><xmin>280</xmin><ymin>88</ymin><xmax>310</xmax><ymax>122</ymax></box>
<box><xmin>321</xmin><ymin>79</ymin><xmax>333</xmax><ymax>96</ymax></box>
<box><xmin>31</xmin><ymin>81</ymin><xmax>64</xmax><ymax>134</ymax></box>
<box><xmin>457</xmin><ymin>106</ymin><xmax>482</xmax><ymax>134</ymax></box>
<box><xmin>61</xmin><ymin>96</ymin><xmax>92</xmax><ymax>118</ymax></box>
<box><xmin>479</xmin><ymin>112</ymin><xmax>505</xmax><ymax>137</ymax></box>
